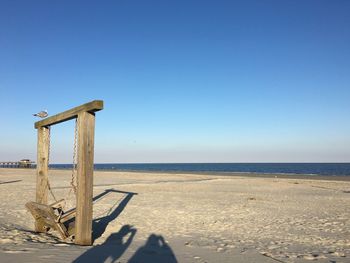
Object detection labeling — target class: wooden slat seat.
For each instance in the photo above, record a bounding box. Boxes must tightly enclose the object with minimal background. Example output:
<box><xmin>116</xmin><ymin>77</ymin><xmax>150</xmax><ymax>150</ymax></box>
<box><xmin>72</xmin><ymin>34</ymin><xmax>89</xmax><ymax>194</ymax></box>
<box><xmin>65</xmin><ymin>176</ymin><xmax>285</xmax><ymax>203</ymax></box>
<box><xmin>25</xmin><ymin>200</ymin><xmax>76</xmax><ymax>240</ymax></box>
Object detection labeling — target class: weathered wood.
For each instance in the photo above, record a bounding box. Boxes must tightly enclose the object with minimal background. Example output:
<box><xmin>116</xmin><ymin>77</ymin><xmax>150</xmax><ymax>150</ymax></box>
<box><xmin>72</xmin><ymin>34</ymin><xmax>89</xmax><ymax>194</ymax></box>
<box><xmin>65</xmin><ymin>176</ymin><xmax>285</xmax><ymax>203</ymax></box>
<box><xmin>25</xmin><ymin>201</ymin><xmax>71</xmax><ymax>239</ymax></box>
<box><xmin>75</xmin><ymin>111</ymin><xmax>95</xmax><ymax>245</ymax></box>
<box><xmin>31</xmin><ymin>100</ymin><xmax>103</xmax><ymax>244</ymax></box>
<box><xmin>50</xmin><ymin>199</ymin><xmax>66</xmax><ymax>209</ymax></box>
<box><xmin>35</xmin><ymin>127</ymin><xmax>49</xmax><ymax>232</ymax></box>
<box><xmin>60</xmin><ymin>209</ymin><xmax>76</xmax><ymax>223</ymax></box>
<box><xmin>35</xmin><ymin>100</ymin><xmax>103</xmax><ymax>129</ymax></box>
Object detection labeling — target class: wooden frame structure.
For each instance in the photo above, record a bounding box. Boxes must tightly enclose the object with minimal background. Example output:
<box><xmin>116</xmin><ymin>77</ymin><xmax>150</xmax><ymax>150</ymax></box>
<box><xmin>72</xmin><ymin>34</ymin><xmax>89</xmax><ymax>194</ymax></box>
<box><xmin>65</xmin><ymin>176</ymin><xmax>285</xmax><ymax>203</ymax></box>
<box><xmin>31</xmin><ymin>100</ymin><xmax>103</xmax><ymax>245</ymax></box>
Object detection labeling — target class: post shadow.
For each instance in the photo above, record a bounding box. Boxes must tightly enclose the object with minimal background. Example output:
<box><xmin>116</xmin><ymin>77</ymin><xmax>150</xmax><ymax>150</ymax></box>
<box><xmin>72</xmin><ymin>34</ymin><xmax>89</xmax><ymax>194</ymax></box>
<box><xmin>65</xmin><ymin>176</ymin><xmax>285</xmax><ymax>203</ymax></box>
<box><xmin>92</xmin><ymin>189</ymin><xmax>137</xmax><ymax>241</ymax></box>
<box><xmin>73</xmin><ymin>224</ymin><xmax>137</xmax><ymax>263</ymax></box>
<box><xmin>128</xmin><ymin>234</ymin><xmax>178</xmax><ymax>263</ymax></box>
<box><xmin>92</xmin><ymin>188</ymin><xmax>137</xmax><ymax>203</ymax></box>
<box><xmin>0</xmin><ymin>180</ymin><xmax>22</xmax><ymax>185</ymax></box>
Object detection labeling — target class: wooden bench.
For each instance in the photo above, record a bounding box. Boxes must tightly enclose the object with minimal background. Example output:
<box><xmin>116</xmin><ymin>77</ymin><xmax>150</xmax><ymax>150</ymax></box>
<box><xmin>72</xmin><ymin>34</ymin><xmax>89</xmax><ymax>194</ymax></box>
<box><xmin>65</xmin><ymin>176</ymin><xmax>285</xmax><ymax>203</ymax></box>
<box><xmin>25</xmin><ymin>199</ymin><xmax>76</xmax><ymax>240</ymax></box>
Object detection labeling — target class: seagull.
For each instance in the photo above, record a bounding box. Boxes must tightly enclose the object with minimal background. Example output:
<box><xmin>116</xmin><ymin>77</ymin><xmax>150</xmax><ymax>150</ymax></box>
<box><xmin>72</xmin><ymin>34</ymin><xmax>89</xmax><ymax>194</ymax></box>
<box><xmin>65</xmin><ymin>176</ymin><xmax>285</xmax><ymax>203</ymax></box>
<box><xmin>33</xmin><ymin>110</ymin><xmax>48</xmax><ymax>118</ymax></box>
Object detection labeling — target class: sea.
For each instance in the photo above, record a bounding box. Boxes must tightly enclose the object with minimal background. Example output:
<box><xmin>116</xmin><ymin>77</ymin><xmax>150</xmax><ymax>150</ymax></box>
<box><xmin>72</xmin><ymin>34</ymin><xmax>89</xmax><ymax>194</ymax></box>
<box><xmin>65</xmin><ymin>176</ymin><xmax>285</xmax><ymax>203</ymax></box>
<box><xmin>49</xmin><ymin>163</ymin><xmax>350</xmax><ymax>177</ymax></box>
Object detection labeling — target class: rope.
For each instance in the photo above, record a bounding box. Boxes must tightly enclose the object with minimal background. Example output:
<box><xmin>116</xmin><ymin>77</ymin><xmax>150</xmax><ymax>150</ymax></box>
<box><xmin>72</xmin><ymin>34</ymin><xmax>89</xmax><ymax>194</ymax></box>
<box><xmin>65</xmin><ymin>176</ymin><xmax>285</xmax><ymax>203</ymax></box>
<box><xmin>47</xmin><ymin>179</ymin><xmax>58</xmax><ymax>202</ymax></box>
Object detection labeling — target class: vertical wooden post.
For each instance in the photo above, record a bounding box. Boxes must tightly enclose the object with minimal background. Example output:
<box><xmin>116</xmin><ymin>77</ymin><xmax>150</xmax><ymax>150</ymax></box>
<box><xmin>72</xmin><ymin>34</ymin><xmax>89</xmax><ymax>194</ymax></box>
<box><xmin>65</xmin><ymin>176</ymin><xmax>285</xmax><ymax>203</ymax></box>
<box><xmin>75</xmin><ymin>111</ymin><xmax>95</xmax><ymax>245</ymax></box>
<box><xmin>33</xmin><ymin>100</ymin><xmax>103</xmax><ymax>244</ymax></box>
<box><xmin>35</xmin><ymin>126</ymin><xmax>50</xmax><ymax>232</ymax></box>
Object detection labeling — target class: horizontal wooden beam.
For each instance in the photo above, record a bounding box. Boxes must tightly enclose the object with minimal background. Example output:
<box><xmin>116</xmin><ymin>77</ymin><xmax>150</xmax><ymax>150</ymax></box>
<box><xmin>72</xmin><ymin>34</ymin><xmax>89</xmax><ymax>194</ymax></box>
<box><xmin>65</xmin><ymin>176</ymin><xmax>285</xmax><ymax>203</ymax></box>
<box><xmin>35</xmin><ymin>100</ymin><xmax>103</xmax><ymax>129</ymax></box>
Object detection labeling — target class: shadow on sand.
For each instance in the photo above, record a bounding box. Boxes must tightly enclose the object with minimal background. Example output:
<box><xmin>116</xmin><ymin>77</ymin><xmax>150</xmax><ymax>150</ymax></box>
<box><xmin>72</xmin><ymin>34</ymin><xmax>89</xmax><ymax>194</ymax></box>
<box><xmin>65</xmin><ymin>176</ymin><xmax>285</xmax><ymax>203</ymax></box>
<box><xmin>73</xmin><ymin>229</ymin><xmax>177</xmax><ymax>263</ymax></box>
<box><xmin>128</xmin><ymin>234</ymin><xmax>178</xmax><ymax>263</ymax></box>
<box><xmin>92</xmin><ymin>188</ymin><xmax>137</xmax><ymax>241</ymax></box>
<box><xmin>73</xmin><ymin>188</ymin><xmax>177</xmax><ymax>262</ymax></box>
<box><xmin>0</xmin><ymin>180</ymin><xmax>22</xmax><ymax>185</ymax></box>
<box><xmin>73</xmin><ymin>224</ymin><xmax>137</xmax><ymax>263</ymax></box>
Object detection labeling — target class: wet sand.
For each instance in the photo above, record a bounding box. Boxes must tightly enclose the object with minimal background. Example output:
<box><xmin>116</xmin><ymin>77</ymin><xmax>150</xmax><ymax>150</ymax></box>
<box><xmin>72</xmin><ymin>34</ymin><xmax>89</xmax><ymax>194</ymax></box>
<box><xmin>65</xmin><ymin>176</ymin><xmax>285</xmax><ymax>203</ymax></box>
<box><xmin>0</xmin><ymin>168</ymin><xmax>349</xmax><ymax>262</ymax></box>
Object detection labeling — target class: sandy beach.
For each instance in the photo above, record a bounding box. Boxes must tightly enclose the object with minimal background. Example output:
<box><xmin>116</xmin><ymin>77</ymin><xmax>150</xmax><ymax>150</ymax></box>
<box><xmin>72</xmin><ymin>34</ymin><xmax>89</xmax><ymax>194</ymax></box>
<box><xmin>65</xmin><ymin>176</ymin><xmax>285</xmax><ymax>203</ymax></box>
<box><xmin>0</xmin><ymin>168</ymin><xmax>349</xmax><ymax>263</ymax></box>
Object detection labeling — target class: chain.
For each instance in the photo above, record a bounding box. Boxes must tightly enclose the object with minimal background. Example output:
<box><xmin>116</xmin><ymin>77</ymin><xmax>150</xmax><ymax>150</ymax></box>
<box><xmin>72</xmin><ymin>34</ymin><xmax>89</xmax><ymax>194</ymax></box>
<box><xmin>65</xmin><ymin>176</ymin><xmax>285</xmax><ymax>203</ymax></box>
<box><xmin>45</xmin><ymin>126</ymin><xmax>58</xmax><ymax>202</ymax></box>
<box><xmin>70</xmin><ymin>119</ymin><xmax>78</xmax><ymax>195</ymax></box>
<box><xmin>43</xmin><ymin>121</ymin><xmax>78</xmax><ymax>206</ymax></box>
<box><xmin>47</xmin><ymin>126</ymin><xmax>51</xmax><ymax>167</ymax></box>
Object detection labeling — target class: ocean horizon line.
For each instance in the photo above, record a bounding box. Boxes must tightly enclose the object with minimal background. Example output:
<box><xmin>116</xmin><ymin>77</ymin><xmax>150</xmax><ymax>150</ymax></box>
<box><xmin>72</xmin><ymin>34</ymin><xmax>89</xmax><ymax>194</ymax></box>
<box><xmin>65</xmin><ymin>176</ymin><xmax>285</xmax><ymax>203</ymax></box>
<box><xmin>44</xmin><ymin>163</ymin><xmax>350</xmax><ymax>177</ymax></box>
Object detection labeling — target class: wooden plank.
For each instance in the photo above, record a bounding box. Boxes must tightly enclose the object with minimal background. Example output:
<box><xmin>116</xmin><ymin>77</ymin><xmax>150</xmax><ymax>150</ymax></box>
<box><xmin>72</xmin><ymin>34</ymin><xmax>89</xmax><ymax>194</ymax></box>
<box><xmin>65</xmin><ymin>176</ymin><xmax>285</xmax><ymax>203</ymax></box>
<box><xmin>35</xmin><ymin>100</ymin><xmax>103</xmax><ymax>129</ymax></box>
<box><xmin>25</xmin><ymin>201</ymin><xmax>69</xmax><ymax>239</ymax></box>
<box><xmin>60</xmin><ymin>209</ymin><xmax>76</xmax><ymax>223</ymax></box>
<box><xmin>75</xmin><ymin>111</ymin><xmax>95</xmax><ymax>245</ymax></box>
<box><xmin>50</xmin><ymin>199</ymin><xmax>66</xmax><ymax>209</ymax></box>
<box><xmin>35</xmin><ymin>127</ymin><xmax>49</xmax><ymax>232</ymax></box>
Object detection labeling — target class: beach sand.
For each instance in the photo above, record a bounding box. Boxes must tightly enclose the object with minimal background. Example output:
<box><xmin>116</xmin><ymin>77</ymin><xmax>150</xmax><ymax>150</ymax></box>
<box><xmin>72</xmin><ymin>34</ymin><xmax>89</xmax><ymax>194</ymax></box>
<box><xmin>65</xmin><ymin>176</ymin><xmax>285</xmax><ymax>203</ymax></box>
<box><xmin>0</xmin><ymin>168</ymin><xmax>349</xmax><ymax>263</ymax></box>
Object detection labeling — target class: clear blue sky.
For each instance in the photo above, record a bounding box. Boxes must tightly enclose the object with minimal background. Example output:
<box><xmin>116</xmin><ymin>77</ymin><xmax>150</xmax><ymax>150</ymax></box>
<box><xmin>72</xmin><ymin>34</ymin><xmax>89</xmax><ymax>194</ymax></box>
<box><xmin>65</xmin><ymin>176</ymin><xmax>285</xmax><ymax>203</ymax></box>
<box><xmin>1</xmin><ymin>1</ymin><xmax>349</xmax><ymax>163</ymax></box>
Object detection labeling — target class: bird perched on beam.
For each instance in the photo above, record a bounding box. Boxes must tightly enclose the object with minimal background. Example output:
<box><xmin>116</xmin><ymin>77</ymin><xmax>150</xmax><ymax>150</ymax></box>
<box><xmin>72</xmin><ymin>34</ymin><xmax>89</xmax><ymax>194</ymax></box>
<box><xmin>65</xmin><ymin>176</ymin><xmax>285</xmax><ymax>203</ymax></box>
<box><xmin>33</xmin><ymin>110</ymin><xmax>48</xmax><ymax>118</ymax></box>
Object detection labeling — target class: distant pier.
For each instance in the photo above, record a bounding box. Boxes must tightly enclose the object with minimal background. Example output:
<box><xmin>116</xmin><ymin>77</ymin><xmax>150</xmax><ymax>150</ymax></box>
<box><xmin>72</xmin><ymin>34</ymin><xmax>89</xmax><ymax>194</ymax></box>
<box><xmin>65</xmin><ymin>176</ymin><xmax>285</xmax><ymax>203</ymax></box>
<box><xmin>0</xmin><ymin>159</ymin><xmax>34</xmax><ymax>168</ymax></box>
